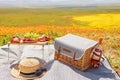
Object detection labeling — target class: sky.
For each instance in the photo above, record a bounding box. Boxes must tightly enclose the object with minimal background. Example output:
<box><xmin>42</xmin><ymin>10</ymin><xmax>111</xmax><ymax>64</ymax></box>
<box><xmin>0</xmin><ymin>0</ymin><xmax>120</xmax><ymax>8</ymax></box>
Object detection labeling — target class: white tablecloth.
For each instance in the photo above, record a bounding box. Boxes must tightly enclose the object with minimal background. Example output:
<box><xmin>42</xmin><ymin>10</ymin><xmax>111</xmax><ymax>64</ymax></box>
<box><xmin>0</xmin><ymin>44</ymin><xmax>119</xmax><ymax>80</ymax></box>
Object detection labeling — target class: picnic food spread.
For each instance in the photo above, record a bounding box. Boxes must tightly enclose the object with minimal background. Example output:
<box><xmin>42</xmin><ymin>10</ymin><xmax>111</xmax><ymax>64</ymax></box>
<box><xmin>10</xmin><ymin>35</ymin><xmax>50</xmax><ymax>43</ymax></box>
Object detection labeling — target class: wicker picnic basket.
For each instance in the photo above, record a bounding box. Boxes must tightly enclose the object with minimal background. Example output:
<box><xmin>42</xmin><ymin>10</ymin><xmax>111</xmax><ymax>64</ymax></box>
<box><xmin>54</xmin><ymin>34</ymin><xmax>103</xmax><ymax>71</ymax></box>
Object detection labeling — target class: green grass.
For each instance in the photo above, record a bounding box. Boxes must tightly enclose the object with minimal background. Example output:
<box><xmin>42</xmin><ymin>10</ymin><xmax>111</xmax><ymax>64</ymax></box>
<box><xmin>0</xmin><ymin>8</ymin><xmax>120</xmax><ymax>27</ymax></box>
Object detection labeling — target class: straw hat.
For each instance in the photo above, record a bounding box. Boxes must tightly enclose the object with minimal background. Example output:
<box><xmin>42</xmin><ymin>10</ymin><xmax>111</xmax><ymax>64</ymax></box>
<box><xmin>11</xmin><ymin>57</ymin><xmax>46</xmax><ymax>79</ymax></box>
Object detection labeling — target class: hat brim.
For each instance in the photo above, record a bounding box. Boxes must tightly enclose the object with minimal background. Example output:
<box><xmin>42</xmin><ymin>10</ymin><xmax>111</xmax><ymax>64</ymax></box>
<box><xmin>11</xmin><ymin>64</ymin><xmax>46</xmax><ymax>79</ymax></box>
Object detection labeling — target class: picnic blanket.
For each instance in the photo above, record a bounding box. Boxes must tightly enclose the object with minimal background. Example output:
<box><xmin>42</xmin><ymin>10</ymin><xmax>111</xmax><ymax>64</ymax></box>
<box><xmin>0</xmin><ymin>44</ymin><xmax>119</xmax><ymax>80</ymax></box>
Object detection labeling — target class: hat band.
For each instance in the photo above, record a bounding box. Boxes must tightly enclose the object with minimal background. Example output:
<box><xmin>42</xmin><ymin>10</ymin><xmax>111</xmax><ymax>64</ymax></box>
<box><xmin>20</xmin><ymin>71</ymin><xmax>35</xmax><ymax>75</ymax></box>
<box><xmin>20</xmin><ymin>67</ymin><xmax>46</xmax><ymax>76</ymax></box>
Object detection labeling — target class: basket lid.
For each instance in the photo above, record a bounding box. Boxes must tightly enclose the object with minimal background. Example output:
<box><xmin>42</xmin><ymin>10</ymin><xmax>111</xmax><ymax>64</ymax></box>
<box><xmin>54</xmin><ymin>34</ymin><xmax>98</xmax><ymax>60</ymax></box>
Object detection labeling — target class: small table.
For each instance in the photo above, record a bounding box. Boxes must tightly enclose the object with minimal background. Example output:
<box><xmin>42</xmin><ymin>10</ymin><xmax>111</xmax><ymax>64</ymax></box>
<box><xmin>7</xmin><ymin>41</ymin><xmax>49</xmax><ymax>64</ymax></box>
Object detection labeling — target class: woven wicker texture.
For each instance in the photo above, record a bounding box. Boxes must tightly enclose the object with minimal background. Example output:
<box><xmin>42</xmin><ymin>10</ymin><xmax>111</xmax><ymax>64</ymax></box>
<box><xmin>54</xmin><ymin>46</ymin><xmax>94</xmax><ymax>71</ymax></box>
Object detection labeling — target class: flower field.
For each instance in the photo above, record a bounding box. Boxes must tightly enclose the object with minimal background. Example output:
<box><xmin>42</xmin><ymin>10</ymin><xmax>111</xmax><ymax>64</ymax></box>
<box><xmin>0</xmin><ymin>8</ymin><xmax>120</xmax><ymax>75</ymax></box>
<box><xmin>73</xmin><ymin>13</ymin><xmax>120</xmax><ymax>29</ymax></box>
<box><xmin>0</xmin><ymin>25</ymin><xmax>120</xmax><ymax>75</ymax></box>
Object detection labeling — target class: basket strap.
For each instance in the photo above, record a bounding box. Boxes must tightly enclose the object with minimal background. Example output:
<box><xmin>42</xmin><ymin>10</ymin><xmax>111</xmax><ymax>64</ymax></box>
<box><xmin>73</xmin><ymin>52</ymin><xmax>76</xmax><ymax>60</ymax></box>
<box><xmin>92</xmin><ymin>51</ymin><xmax>104</xmax><ymax>61</ymax></box>
<box><xmin>57</xmin><ymin>47</ymin><xmax>61</xmax><ymax>59</ymax></box>
<box><xmin>58</xmin><ymin>47</ymin><xmax>61</xmax><ymax>53</ymax></box>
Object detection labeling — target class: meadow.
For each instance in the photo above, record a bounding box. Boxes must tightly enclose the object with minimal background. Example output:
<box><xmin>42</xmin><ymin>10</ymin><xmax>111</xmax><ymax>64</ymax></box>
<box><xmin>0</xmin><ymin>8</ymin><xmax>120</xmax><ymax>75</ymax></box>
